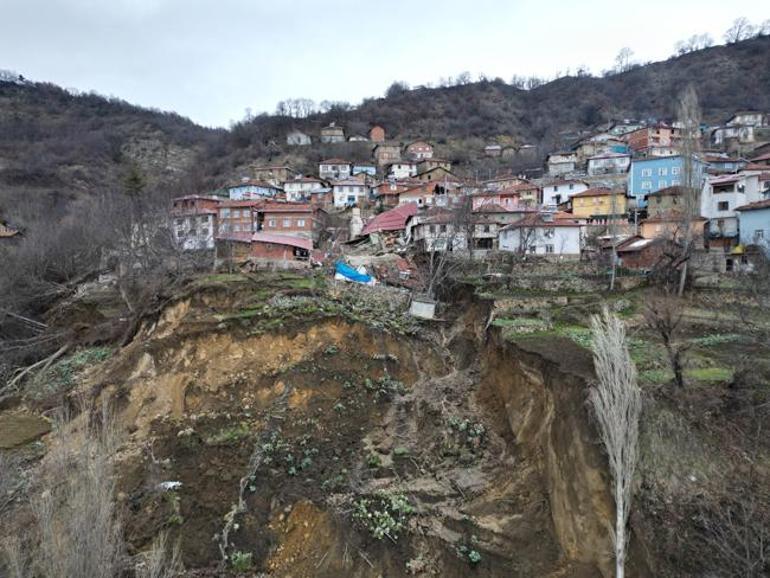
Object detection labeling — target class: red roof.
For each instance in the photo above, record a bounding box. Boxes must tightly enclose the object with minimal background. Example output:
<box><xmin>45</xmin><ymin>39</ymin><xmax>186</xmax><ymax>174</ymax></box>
<box><xmin>251</xmin><ymin>233</ymin><xmax>312</xmax><ymax>250</ymax></box>
<box><xmin>218</xmin><ymin>200</ymin><xmax>263</xmax><ymax>208</ymax></box>
<box><xmin>361</xmin><ymin>203</ymin><xmax>418</xmax><ymax>235</ymax></box>
<box><xmin>750</xmin><ymin>152</ymin><xmax>770</xmax><ymax>162</ymax></box>
<box><xmin>320</xmin><ymin>158</ymin><xmax>350</xmax><ymax>165</ymax></box>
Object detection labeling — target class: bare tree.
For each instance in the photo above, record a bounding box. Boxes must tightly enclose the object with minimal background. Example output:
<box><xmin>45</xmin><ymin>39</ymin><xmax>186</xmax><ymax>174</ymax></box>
<box><xmin>589</xmin><ymin>307</ymin><xmax>641</xmax><ymax>578</ymax></box>
<box><xmin>675</xmin><ymin>85</ymin><xmax>702</xmax><ymax>296</ymax></box>
<box><xmin>615</xmin><ymin>47</ymin><xmax>635</xmax><ymax>73</ymax></box>
<box><xmin>134</xmin><ymin>531</ymin><xmax>183</xmax><ymax>578</ymax></box>
<box><xmin>643</xmin><ymin>292</ymin><xmax>688</xmax><ymax>388</ymax></box>
<box><xmin>724</xmin><ymin>17</ymin><xmax>755</xmax><ymax>43</ymax></box>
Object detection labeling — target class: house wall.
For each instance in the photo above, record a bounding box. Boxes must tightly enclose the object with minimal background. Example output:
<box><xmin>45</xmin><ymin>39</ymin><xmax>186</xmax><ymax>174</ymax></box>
<box><xmin>640</xmin><ymin>220</ymin><xmax>705</xmax><ymax>249</ymax></box>
<box><xmin>738</xmin><ymin>208</ymin><xmax>770</xmax><ymax>249</ymax></box>
<box><xmin>499</xmin><ymin>226</ymin><xmax>581</xmax><ymax>255</ymax></box>
<box><xmin>387</xmin><ymin>163</ymin><xmax>417</xmax><ymax>179</ymax></box>
<box><xmin>374</xmin><ymin>146</ymin><xmax>401</xmax><ymax>166</ymax></box>
<box><xmin>333</xmin><ymin>185</ymin><xmax>368</xmax><ymax>207</ymax></box>
<box><xmin>286</xmin><ymin>131</ymin><xmax>311</xmax><ymax>146</ymax></box>
<box><xmin>628</xmin><ymin>157</ymin><xmax>705</xmax><ymax>206</ymax></box>
<box><xmin>587</xmin><ymin>156</ymin><xmax>630</xmax><ymax>176</ymax></box>
<box><xmin>218</xmin><ymin>207</ymin><xmax>256</xmax><ymax>235</ymax></box>
<box><xmin>542</xmin><ymin>182</ymin><xmax>589</xmax><ymax>206</ymax></box>
<box><xmin>250</xmin><ymin>242</ymin><xmax>308</xmax><ymax>264</ymax></box>
<box><xmin>572</xmin><ymin>194</ymin><xmax>627</xmax><ymax>219</ymax></box>
<box><xmin>547</xmin><ymin>160</ymin><xmax>576</xmax><ymax>177</ymax></box>
<box><xmin>261</xmin><ymin>211</ymin><xmax>322</xmax><ymax>241</ymax></box>
<box><xmin>319</xmin><ymin>164</ymin><xmax>351</xmax><ymax>180</ymax></box>
<box><xmin>228</xmin><ymin>185</ymin><xmax>280</xmax><ymax>200</ymax></box>
<box><xmin>174</xmin><ymin>214</ymin><xmax>216</xmax><ymax>250</ymax></box>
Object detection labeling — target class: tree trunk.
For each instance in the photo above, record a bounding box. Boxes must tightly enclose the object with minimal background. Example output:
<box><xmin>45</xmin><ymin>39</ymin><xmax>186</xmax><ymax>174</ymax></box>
<box><xmin>615</xmin><ymin>478</ymin><xmax>626</xmax><ymax>578</ymax></box>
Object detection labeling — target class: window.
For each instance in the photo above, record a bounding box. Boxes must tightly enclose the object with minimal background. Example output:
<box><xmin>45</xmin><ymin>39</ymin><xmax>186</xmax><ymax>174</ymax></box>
<box><xmin>268</xmin><ymin>219</ymin><xmax>276</xmax><ymax>227</ymax></box>
<box><xmin>671</xmin><ymin>167</ymin><xmax>680</xmax><ymax>175</ymax></box>
<box><xmin>545</xmin><ymin>244</ymin><xmax>554</xmax><ymax>253</ymax></box>
<box><xmin>529</xmin><ymin>245</ymin><xmax>536</xmax><ymax>254</ymax></box>
<box><xmin>641</xmin><ymin>181</ymin><xmax>652</xmax><ymax>190</ymax></box>
<box><xmin>554</xmin><ymin>185</ymin><xmax>559</xmax><ymax>192</ymax></box>
<box><xmin>569</xmin><ymin>184</ymin><xmax>574</xmax><ymax>190</ymax></box>
<box><xmin>671</xmin><ymin>179</ymin><xmax>681</xmax><ymax>186</ymax></box>
<box><xmin>717</xmin><ymin>201</ymin><xmax>729</xmax><ymax>211</ymax></box>
<box><xmin>175</xmin><ymin>218</ymin><xmax>183</xmax><ymax>226</ymax></box>
<box><xmin>754</xmin><ymin>230</ymin><xmax>765</xmax><ymax>241</ymax></box>
<box><xmin>297</xmin><ymin>219</ymin><xmax>306</xmax><ymax>227</ymax></box>
<box><xmin>221</xmin><ymin>208</ymin><xmax>230</xmax><ymax>217</ymax></box>
<box><xmin>658</xmin><ymin>180</ymin><xmax>667</xmax><ymax>188</ymax></box>
<box><xmin>439</xmin><ymin>225</ymin><xmax>447</xmax><ymax>233</ymax></box>
<box><xmin>641</xmin><ymin>168</ymin><xmax>652</xmax><ymax>177</ymax></box>
<box><xmin>544</xmin><ymin>228</ymin><xmax>555</xmax><ymax>238</ymax></box>
<box><xmin>483</xmin><ymin>225</ymin><xmax>490</xmax><ymax>232</ymax></box>
<box><xmin>233</xmin><ymin>224</ymin><xmax>241</xmax><ymax>232</ymax></box>
<box><xmin>429</xmin><ymin>225</ymin><xmax>435</xmax><ymax>234</ymax></box>
<box><xmin>658</xmin><ymin>167</ymin><xmax>668</xmax><ymax>176</ymax></box>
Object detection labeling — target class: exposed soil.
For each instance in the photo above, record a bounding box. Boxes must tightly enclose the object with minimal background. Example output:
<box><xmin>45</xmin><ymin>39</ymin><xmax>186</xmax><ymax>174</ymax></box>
<box><xmin>0</xmin><ymin>413</ymin><xmax>51</xmax><ymax>449</ymax></box>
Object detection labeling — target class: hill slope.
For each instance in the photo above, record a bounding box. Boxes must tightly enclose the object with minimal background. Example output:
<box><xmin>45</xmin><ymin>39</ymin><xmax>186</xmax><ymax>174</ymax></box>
<box><xmin>209</xmin><ymin>35</ymin><xmax>770</xmax><ymax>179</ymax></box>
<box><xmin>0</xmin><ymin>78</ymin><xmax>218</xmax><ymax>223</ymax></box>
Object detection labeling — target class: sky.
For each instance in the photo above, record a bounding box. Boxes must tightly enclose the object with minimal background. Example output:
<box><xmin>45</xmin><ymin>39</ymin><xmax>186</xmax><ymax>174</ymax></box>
<box><xmin>1</xmin><ymin>0</ymin><xmax>768</xmax><ymax>128</ymax></box>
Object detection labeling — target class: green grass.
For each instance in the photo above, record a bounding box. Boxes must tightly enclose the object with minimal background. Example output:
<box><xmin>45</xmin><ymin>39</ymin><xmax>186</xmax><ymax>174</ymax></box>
<box><xmin>204</xmin><ymin>423</ymin><xmax>252</xmax><ymax>446</ymax></box>
<box><xmin>27</xmin><ymin>346</ymin><xmax>113</xmax><ymax>400</ymax></box>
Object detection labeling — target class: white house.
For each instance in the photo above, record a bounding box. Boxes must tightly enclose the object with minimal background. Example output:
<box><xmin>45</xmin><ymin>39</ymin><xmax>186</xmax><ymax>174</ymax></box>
<box><xmin>701</xmin><ymin>172</ymin><xmax>765</xmax><ymax>241</ymax></box>
<box><xmin>546</xmin><ymin>152</ymin><xmax>578</xmax><ymax>177</ymax></box>
<box><xmin>498</xmin><ymin>213</ymin><xmax>581</xmax><ymax>257</ymax></box>
<box><xmin>283</xmin><ymin>177</ymin><xmax>329</xmax><ymax>202</ymax></box>
<box><xmin>332</xmin><ymin>180</ymin><xmax>370</xmax><ymax>207</ymax></box>
<box><xmin>286</xmin><ymin>130</ymin><xmax>312</xmax><ymax>146</ymax></box>
<box><xmin>227</xmin><ymin>181</ymin><xmax>283</xmax><ymax>200</ymax></box>
<box><xmin>171</xmin><ymin>196</ymin><xmax>221</xmax><ymax>251</ymax></box>
<box><xmin>352</xmin><ymin>163</ymin><xmax>377</xmax><ymax>177</ymax></box>
<box><xmin>319</xmin><ymin>159</ymin><xmax>351</xmax><ymax>181</ymax></box>
<box><xmin>386</xmin><ymin>162</ymin><xmax>418</xmax><ymax>180</ymax></box>
<box><xmin>541</xmin><ymin>180</ymin><xmax>589</xmax><ymax>207</ymax></box>
<box><xmin>587</xmin><ymin>153</ymin><xmax>631</xmax><ymax>176</ymax></box>
<box><xmin>712</xmin><ymin>125</ymin><xmax>756</xmax><ymax>146</ymax></box>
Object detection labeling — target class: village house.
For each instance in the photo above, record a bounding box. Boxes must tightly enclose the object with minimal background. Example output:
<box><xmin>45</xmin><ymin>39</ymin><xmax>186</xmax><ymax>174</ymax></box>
<box><xmin>570</xmin><ymin>188</ymin><xmax>628</xmax><ymax>224</ymax></box>
<box><xmin>735</xmin><ymin>198</ymin><xmax>770</xmax><ymax>253</ymax></box>
<box><xmin>639</xmin><ymin>211</ymin><xmax>706</xmax><ymax>249</ymax></box>
<box><xmin>352</xmin><ymin>162</ymin><xmax>377</xmax><ymax>177</ymax></box>
<box><xmin>573</xmin><ymin>134</ymin><xmax>628</xmax><ymax>162</ymax></box>
<box><xmin>414</xmin><ymin>166</ymin><xmax>458</xmax><ymax>184</ymax></box>
<box><xmin>416</xmin><ymin>158</ymin><xmax>451</xmax><ymax>173</ymax></box>
<box><xmin>646</xmin><ymin>186</ymin><xmax>686</xmax><ymax>218</ymax></box>
<box><xmin>482</xmin><ymin>175</ymin><xmax>527</xmax><ymax>191</ymax></box>
<box><xmin>406</xmin><ymin>211</ymin><xmax>501</xmax><ymax>253</ymax></box>
<box><xmin>259</xmin><ymin>202</ymin><xmax>327</xmax><ymax>243</ymax></box>
<box><xmin>606</xmin><ymin>120</ymin><xmax>645</xmax><ymax>137</ymax></box>
<box><xmin>319</xmin><ymin>159</ymin><xmax>352</xmax><ymax>181</ymax></box>
<box><xmin>373</xmin><ymin>143</ymin><xmax>402</xmax><ymax>166</ymax></box>
<box><xmin>541</xmin><ymin>179</ymin><xmax>589</xmax><ymax>207</ymax></box>
<box><xmin>726</xmin><ymin>111</ymin><xmax>769</xmax><ymax>127</ymax></box>
<box><xmin>405</xmin><ymin>140</ymin><xmax>434</xmax><ymax>160</ymax></box>
<box><xmin>320</xmin><ymin>122</ymin><xmax>345</xmax><ymax>143</ymax></box>
<box><xmin>373</xmin><ymin>181</ymin><xmax>413</xmax><ymax>209</ymax></box>
<box><xmin>624</xmin><ymin>124</ymin><xmax>680</xmax><ymax>153</ymax></box>
<box><xmin>472</xmin><ymin>182</ymin><xmax>538</xmax><ymax>209</ymax></box>
<box><xmin>700</xmin><ymin>173</ymin><xmax>753</xmax><ymax>249</ymax></box>
<box><xmin>248</xmin><ymin>233</ymin><xmax>313</xmax><ymax>267</ymax></box>
<box><xmin>703</xmin><ymin>154</ymin><xmax>746</xmax><ymax>173</ymax></box>
<box><xmin>251</xmin><ymin>165</ymin><xmax>296</xmax><ymax>185</ymax></box>
<box><xmin>628</xmin><ymin>155</ymin><xmax>705</xmax><ymax>206</ymax></box>
<box><xmin>484</xmin><ymin>144</ymin><xmax>502</xmax><ymax>157</ymax></box>
<box><xmin>587</xmin><ymin>152</ymin><xmax>631</xmax><ymax>176</ymax></box>
<box><xmin>369</xmin><ymin>125</ymin><xmax>386</xmax><ymax>142</ymax></box>
<box><xmin>615</xmin><ymin>236</ymin><xmax>670</xmax><ymax>271</ymax></box>
<box><xmin>282</xmin><ymin>177</ymin><xmax>330</xmax><ymax>202</ymax></box>
<box><xmin>332</xmin><ymin>179</ymin><xmax>370</xmax><ymax>208</ymax></box>
<box><xmin>359</xmin><ymin>202</ymin><xmax>418</xmax><ymax>241</ymax></box>
<box><xmin>546</xmin><ymin>152</ymin><xmax>578</xmax><ymax>177</ymax></box>
<box><xmin>348</xmin><ymin>134</ymin><xmax>369</xmax><ymax>142</ymax></box>
<box><xmin>171</xmin><ymin>195</ymin><xmax>221</xmax><ymax>250</ymax></box>
<box><xmin>286</xmin><ymin>130</ymin><xmax>312</xmax><ymax>146</ymax></box>
<box><xmin>226</xmin><ymin>180</ymin><xmax>283</xmax><ymax>200</ymax></box>
<box><xmin>386</xmin><ymin>161</ymin><xmax>418</xmax><ymax>180</ymax></box>
<box><xmin>217</xmin><ymin>200</ymin><xmax>261</xmax><ymax>237</ymax></box>
<box><xmin>498</xmin><ymin>213</ymin><xmax>582</xmax><ymax>257</ymax></box>
<box><xmin>641</xmin><ymin>145</ymin><xmax>680</xmax><ymax>158</ymax></box>
<box><xmin>473</xmin><ymin>203</ymin><xmax>537</xmax><ymax>226</ymax></box>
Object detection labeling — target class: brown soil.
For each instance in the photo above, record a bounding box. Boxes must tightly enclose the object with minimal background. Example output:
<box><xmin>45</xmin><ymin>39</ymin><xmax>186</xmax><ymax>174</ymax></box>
<box><xmin>0</xmin><ymin>413</ymin><xmax>51</xmax><ymax>448</ymax></box>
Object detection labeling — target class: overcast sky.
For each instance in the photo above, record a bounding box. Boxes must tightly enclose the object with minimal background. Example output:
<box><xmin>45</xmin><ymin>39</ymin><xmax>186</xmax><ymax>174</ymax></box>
<box><xmin>2</xmin><ymin>0</ymin><xmax>767</xmax><ymax>127</ymax></box>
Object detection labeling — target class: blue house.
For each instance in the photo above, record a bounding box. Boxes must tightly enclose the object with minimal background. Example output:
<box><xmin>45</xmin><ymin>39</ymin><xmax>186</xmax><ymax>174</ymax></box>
<box><xmin>735</xmin><ymin>198</ymin><xmax>770</xmax><ymax>253</ymax></box>
<box><xmin>628</xmin><ymin>156</ymin><xmax>705</xmax><ymax>207</ymax></box>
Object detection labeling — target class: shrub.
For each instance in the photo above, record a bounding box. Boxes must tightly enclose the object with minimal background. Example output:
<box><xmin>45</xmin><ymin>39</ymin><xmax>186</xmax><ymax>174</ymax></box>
<box><xmin>353</xmin><ymin>492</ymin><xmax>415</xmax><ymax>540</ymax></box>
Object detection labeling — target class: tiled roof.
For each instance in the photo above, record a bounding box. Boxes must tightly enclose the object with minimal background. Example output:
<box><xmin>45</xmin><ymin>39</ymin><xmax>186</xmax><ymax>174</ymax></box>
<box><xmin>647</xmin><ymin>186</ymin><xmax>686</xmax><ymax>197</ymax></box>
<box><xmin>734</xmin><ymin>199</ymin><xmax>770</xmax><ymax>212</ymax></box>
<box><xmin>361</xmin><ymin>203</ymin><xmax>418</xmax><ymax>235</ymax></box>
<box><xmin>320</xmin><ymin>158</ymin><xmax>350</xmax><ymax>164</ymax></box>
<box><xmin>501</xmin><ymin>214</ymin><xmax>581</xmax><ymax>229</ymax></box>
<box><xmin>251</xmin><ymin>233</ymin><xmax>312</xmax><ymax>250</ymax></box>
<box><xmin>261</xmin><ymin>202</ymin><xmax>318</xmax><ymax>214</ymax></box>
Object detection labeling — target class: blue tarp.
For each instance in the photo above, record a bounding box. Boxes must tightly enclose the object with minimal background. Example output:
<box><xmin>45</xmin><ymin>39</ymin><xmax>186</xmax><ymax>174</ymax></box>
<box><xmin>334</xmin><ymin>261</ymin><xmax>374</xmax><ymax>285</ymax></box>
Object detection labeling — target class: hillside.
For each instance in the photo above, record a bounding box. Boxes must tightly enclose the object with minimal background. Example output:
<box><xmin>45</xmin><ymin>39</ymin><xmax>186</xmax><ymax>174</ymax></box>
<box><xmin>0</xmin><ymin>78</ymin><xmax>219</xmax><ymax>224</ymax></box>
<box><xmin>209</xmin><ymin>35</ymin><xmax>770</xmax><ymax>180</ymax></box>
